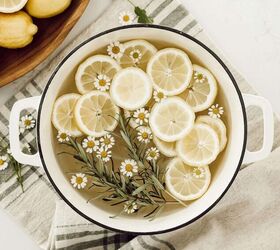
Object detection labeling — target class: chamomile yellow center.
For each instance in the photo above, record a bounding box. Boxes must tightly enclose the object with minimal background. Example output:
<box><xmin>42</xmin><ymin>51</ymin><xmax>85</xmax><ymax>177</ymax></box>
<box><xmin>125</xmin><ymin>164</ymin><xmax>133</xmax><ymax>172</ymax></box>
<box><xmin>101</xmin><ymin>151</ymin><xmax>107</xmax><ymax>158</ymax></box>
<box><xmin>132</xmin><ymin>52</ymin><xmax>139</xmax><ymax>59</ymax></box>
<box><xmin>24</xmin><ymin>119</ymin><xmax>31</xmax><ymax>126</ymax></box>
<box><xmin>197</xmin><ymin>73</ymin><xmax>203</xmax><ymax>80</ymax></box>
<box><xmin>60</xmin><ymin>133</ymin><xmax>67</xmax><ymax>139</ymax></box>
<box><xmin>157</xmin><ymin>92</ymin><xmax>164</xmax><ymax>99</ymax></box>
<box><xmin>123</xmin><ymin>15</ymin><xmax>130</xmax><ymax>22</ymax></box>
<box><xmin>138</xmin><ymin>113</ymin><xmax>145</xmax><ymax>120</ymax></box>
<box><xmin>112</xmin><ymin>46</ymin><xmax>120</xmax><ymax>54</ymax></box>
<box><xmin>149</xmin><ymin>151</ymin><xmax>156</xmax><ymax>157</ymax></box>
<box><xmin>212</xmin><ymin>108</ymin><xmax>219</xmax><ymax>114</ymax></box>
<box><xmin>87</xmin><ymin>141</ymin><xmax>95</xmax><ymax>148</ymax></box>
<box><xmin>99</xmin><ymin>79</ymin><xmax>106</xmax><ymax>86</ymax></box>
<box><xmin>76</xmin><ymin>177</ymin><xmax>83</xmax><ymax>184</ymax></box>
<box><xmin>0</xmin><ymin>159</ymin><xmax>4</xmax><ymax>165</ymax></box>
<box><xmin>103</xmin><ymin>138</ymin><xmax>110</xmax><ymax>145</ymax></box>
<box><xmin>194</xmin><ymin>169</ymin><xmax>201</xmax><ymax>176</ymax></box>
<box><xmin>142</xmin><ymin>132</ymin><xmax>148</xmax><ymax>139</ymax></box>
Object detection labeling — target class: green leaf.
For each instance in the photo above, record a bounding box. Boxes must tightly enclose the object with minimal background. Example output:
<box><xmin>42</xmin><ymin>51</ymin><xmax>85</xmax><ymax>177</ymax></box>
<box><xmin>132</xmin><ymin>183</ymin><xmax>148</xmax><ymax>196</ymax></box>
<box><xmin>134</xmin><ymin>6</ymin><xmax>153</xmax><ymax>24</ymax></box>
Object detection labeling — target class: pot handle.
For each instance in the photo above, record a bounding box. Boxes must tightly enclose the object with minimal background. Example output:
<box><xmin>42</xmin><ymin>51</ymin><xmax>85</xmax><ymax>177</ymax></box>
<box><xmin>243</xmin><ymin>94</ymin><xmax>274</xmax><ymax>164</ymax></box>
<box><xmin>9</xmin><ymin>96</ymin><xmax>42</xmax><ymax>167</ymax></box>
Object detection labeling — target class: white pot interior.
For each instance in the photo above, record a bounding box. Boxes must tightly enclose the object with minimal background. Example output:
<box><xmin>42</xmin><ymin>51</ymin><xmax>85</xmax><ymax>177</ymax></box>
<box><xmin>38</xmin><ymin>26</ymin><xmax>246</xmax><ymax>233</ymax></box>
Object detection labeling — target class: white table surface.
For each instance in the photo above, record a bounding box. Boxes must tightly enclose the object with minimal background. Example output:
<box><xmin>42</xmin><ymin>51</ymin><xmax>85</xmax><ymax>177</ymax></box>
<box><xmin>1</xmin><ymin>0</ymin><xmax>279</xmax><ymax>249</ymax></box>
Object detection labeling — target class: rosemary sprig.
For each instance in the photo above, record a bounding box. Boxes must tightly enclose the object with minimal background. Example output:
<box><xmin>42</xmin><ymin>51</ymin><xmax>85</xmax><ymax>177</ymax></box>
<box><xmin>0</xmin><ymin>137</ymin><xmax>24</xmax><ymax>192</ymax></box>
<box><xmin>58</xmin><ymin>111</ymin><xmax>185</xmax><ymax>219</ymax></box>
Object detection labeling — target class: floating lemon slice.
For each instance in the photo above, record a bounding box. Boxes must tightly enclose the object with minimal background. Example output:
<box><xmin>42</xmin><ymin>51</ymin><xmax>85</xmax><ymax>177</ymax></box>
<box><xmin>74</xmin><ymin>91</ymin><xmax>119</xmax><ymax>137</ymax></box>
<box><xmin>110</xmin><ymin>67</ymin><xmax>153</xmax><ymax>110</ymax></box>
<box><xmin>119</xmin><ymin>40</ymin><xmax>157</xmax><ymax>70</ymax></box>
<box><xmin>196</xmin><ymin>115</ymin><xmax>227</xmax><ymax>152</ymax></box>
<box><xmin>0</xmin><ymin>0</ymin><xmax>28</xmax><ymax>13</ymax></box>
<box><xmin>165</xmin><ymin>158</ymin><xmax>211</xmax><ymax>201</ymax></box>
<box><xmin>149</xmin><ymin>97</ymin><xmax>195</xmax><ymax>142</ymax></box>
<box><xmin>52</xmin><ymin>93</ymin><xmax>83</xmax><ymax>137</ymax></box>
<box><xmin>147</xmin><ymin>48</ymin><xmax>193</xmax><ymax>96</ymax></box>
<box><xmin>75</xmin><ymin>55</ymin><xmax>121</xmax><ymax>94</ymax></box>
<box><xmin>183</xmin><ymin>65</ymin><xmax>217</xmax><ymax>112</ymax></box>
<box><xmin>153</xmin><ymin>136</ymin><xmax>177</xmax><ymax>157</ymax></box>
<box><xmin>176</xmin><ymin>123</ymin><xmax>220</xmax><ymax>166</ymax></box>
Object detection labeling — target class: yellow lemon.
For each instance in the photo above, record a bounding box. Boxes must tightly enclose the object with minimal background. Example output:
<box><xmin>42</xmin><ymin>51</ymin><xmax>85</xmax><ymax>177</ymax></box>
<box><xmin>0</xmin><ymin>11</ymin><xmax>38</xmax><ymax>49</ymax></box>
<box><xmin>26</xmin><ymin>0</ymin><xmax>71</xmax><ymax>18</ymax></box>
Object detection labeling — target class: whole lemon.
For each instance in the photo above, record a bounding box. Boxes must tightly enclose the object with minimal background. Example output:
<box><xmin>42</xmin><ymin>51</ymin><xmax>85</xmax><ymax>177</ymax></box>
<box><xmin>26</xmin><ymin>0</ymin><xmax>72</xmax><ymax>18</ymax></box>
<box><xmin>0</xmin><ymin>11</ymin><xmax>38</xmax><ymax>49</ymax></box>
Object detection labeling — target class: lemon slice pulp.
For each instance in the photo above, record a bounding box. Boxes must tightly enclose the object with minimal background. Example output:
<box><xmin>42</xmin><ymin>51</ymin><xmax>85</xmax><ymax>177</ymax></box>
<box><xmin>0</xmin><ymin>0</ymin><xmax>28</xmax><ymax>13</ymax></box>
<box><xmin>165</xmin><ymin>158</ymin><xmax>211</xmax><ymax>201</ymax></box>
<box><xmin>176</xmin><ymin>123</ymin><xmax>220</xmax><ymax>166</ymax></box>
<box><xmin>153</xmin><ymin>136</ymin><xmax>177</xmax><ymax>157</ymax></box>
<box><xmin>52</xmin><ymin>93</ymin><xmax>82</xmax><ymax>137</ymax></box>
<box><xmin>110</xmin><ymin>67</ymin><xmax>153</xmax><ymax>110</ymax></box>
<box><xmin>75</xmin><ymin>55</ymin><xmax>121</xmax><ymax>94</ymax></box>
<box><xmin>74</xmin><ymin>91</ymin><xmax>119</xmax><ymax>137</ymax></box>
<box><xmin>119</xmin><ymin>40</ymin><xmax>157</xmax><ymax>70</ymax></box>
<box><xmin>196</xmin><ymin>115</ymin><xmax>227</xmax><ymax>152</ymax></box>
<box><xmin>183</xmin><ymin>64</ymin><xmax>217</xmax><ymax>112</ymax></box>
<box><xmin>149</xmin><ymin>97</ymin><xmax>195</xmax><ymax>142</ymax></box>
<box><xmin>147</xmin><ymin>48</ymin><xmax>193</xmax><ymax>96</ymax></box>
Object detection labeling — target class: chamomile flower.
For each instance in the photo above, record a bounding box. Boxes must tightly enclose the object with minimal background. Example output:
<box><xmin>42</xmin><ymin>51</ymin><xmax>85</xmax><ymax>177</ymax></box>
<box><xmin>133</xmin><ymin>108</ymin><xmax>149</xmax><ymax>125</ymax></box>
<box><xmin>94</xmin><ymin>74</ymin><xmax>111</xmax><ymax>91</ymax></box>
<box><xmin>0</xmin><ymin>155</ymin><xmax>8</xmax><ymax>171</ymax></box>
<box><xmin>153</xmin><ymin>90</ymin><xmax>166</xmax><ymax>103</ymax></box>
<box><xmin>100</xmin><ymin>134</ymin><xmax>115</xmax><ymax>149</ymax></box>
<box><xmin>124</xmin><ymin>201</ymin><xmax>138</xmax><ymax>214</ymax></box>
<box><xmin>137</xmin><ymin>127</ymin><xmax>152</xmax><ymax>144</ymax></box>
<box><xmin>192</xmin><ymin>167</ymin><xmax>206</xmax><ymax>179</ymax></box>
<box><xmin>21</xmin><ymin>143</ymin><xmax>31</xmax><ymax>153</ymax></box>
<box><xmin>82</xmin><ymin>136</ymin><xmax>99</xmax><ymax>153</ymax></box>
<box><xmin>120</xmin><ymin>159</ymin><xmax>138</xmax><ymax>177</ymax></box>
<box><xmin>118</xmin><ymin>11</ymin><xmax>135</xmax><ymax>26</ymax></box>
<box><xmin>96</xmin><ymin>146</ymin><xmax>112</xmax><ymax>162</ymax></box>
<box><xmin>70</xmin><ymin>173</ymin><xmax>88</xmax><ymax>189</ymax></box>
<box><xmin>107</xmin><ymin>41</ymin><xmax>124</xmax><ymax>60</ymax></box>
<box><xmin>19</xmin><ymin>115</ymin><xmax>36</xmax><ymax>133</ymax></box>
<box><xmin>194</xmin><ymin>71</ymin><xmax>206</xmax><ymax>83</ymax></box>
<box><xmin>208</xmin><ymin>104</ymin><xmax>224</xmax><ymax>119</ymax></box>
<box><xmin>57</xmin><ymin>131</ymin><xmax>71</xmax><ymax>143</ymax></box>
<box><xmin>146</xmin><ymin>147</ymin><xmax>160</xmax><ymax>161</ymax></box>
<box><xmin>129</xmin><ymin>49</ymin><xmax>142</xmax><ymax>64</ymax></box>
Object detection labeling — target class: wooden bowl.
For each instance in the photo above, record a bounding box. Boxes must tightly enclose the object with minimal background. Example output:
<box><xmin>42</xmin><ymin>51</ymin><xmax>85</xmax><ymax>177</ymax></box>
<box><xmin>0</xmin><ymin>0</ymin><xmax>89</xmax><ymax>87</ymax></box>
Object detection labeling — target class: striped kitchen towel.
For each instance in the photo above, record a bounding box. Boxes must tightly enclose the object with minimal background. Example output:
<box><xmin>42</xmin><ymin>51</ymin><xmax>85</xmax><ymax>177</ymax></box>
<box><xmin>0</xmin><ymin>0</ymin><xmax>280</xmax><ymax>249</ymax></box>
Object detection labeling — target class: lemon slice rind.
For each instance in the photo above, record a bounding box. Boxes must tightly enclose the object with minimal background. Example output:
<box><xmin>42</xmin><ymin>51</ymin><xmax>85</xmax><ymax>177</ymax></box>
<box><xmin>52</xmin><ymin>93</ymin><xmax>83</xmax><ymax>137</ymax></box>
<box><xmin>165</xmin><ymin>157</ymin><xmax>211</xmax><ymax>201</ymax></box>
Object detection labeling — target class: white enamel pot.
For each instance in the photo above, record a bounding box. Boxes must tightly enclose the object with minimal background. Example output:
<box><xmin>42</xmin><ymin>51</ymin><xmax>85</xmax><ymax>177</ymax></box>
<box><xmin>9</xmin><ymin>25</ymin><xmax>274</xmax><ymax>234</ymax></box>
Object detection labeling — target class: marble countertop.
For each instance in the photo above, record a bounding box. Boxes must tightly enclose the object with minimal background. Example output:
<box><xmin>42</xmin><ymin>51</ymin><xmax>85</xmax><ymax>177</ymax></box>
<box><xmin>0</xmin><ymin>0</ymin><xmax>279</xmax><ymax>249</ymax></box>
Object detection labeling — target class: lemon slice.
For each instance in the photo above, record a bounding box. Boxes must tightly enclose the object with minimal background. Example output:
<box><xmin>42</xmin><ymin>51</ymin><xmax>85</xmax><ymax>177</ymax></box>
<box><xmin>147</xmin><ymin>48</ymin><xmax>193</xmax><ymax>96</ymax></box>
<box><xmin>165</xmin><ymin>158</ymin><xmax>211</xmax><ymax>201</ymax></box>
<box><xmin>153</xmin><ymin>136</ymin><xmax>177</xmax><ymax>157</ymax></box>
<box><xmin>75</xmin><ymin>55</ymin><xmax>121</xmax><ymax>94</ymax></box>
<box><xmin>52</xmin><ymin>93</ymin><xmax>83</xmax><ymax>137</ymax></box>
<box><xmin>0</xmin><ymin>0</ymin><xmax>28</xmax><ymax>13</ymax></box>
<box><xmin>183</xmin><ymin>65</ymin><xmax>217</xmax><ymax>112</ymax></box>
<box><xmin>110</xmin><ymin>67</ymin><xmax>153</xmax><ymax>110</ymax></box>
<box><xmin>196</xmin><ymin>115</ymin><xmax>227</xmax><ymax>152</ymax></box>
<box><xmin>149</xmin><ymin>97</ymin><xmax>195</xmax><ymax>142</ymax></box>
<box><xmin>119</xmin><ymin>40</ymin><xmax>157</xmax><ymax>70</ymax></box>
<box><xmin>176</xmin><ymin>123</ymin><xmax>220</xmax><ymax>166</ymax></box>
<box><xmin>74</xmin><ymin>91</ymin><xmax>119</xmax><ymax>137</ymax></box>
